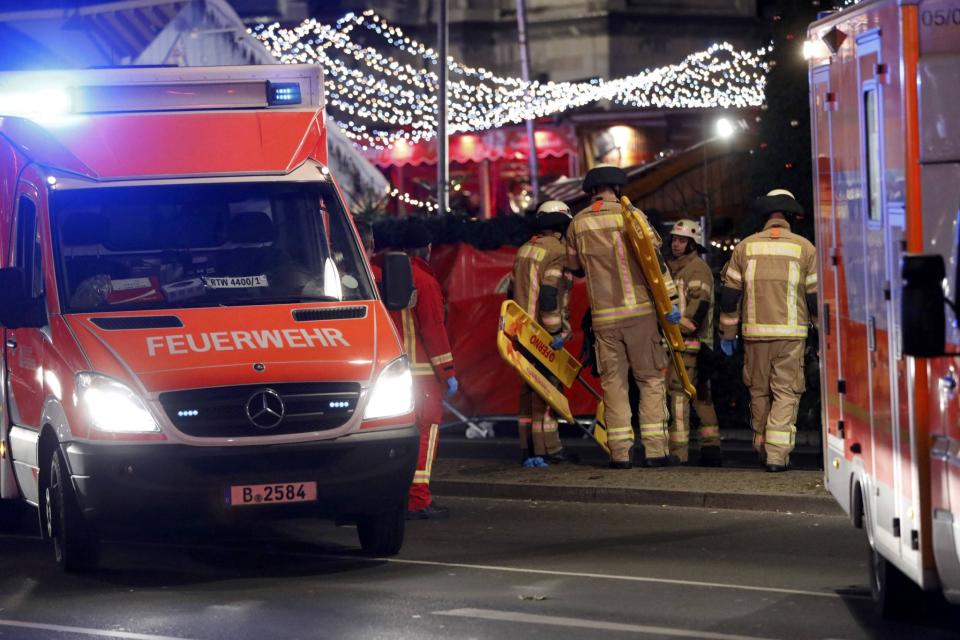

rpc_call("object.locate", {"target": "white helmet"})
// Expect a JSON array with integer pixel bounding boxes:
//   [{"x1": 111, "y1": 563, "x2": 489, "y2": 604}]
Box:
[
  {"x1": 670, "y1": 219, "x2": 703, "y2": 248},
  {"x1": 536, "y1": 200, "x2": 573, "y2": 232}
]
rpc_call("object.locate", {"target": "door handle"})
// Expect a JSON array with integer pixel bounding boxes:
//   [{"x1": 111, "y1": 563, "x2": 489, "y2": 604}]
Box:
[{"x1": 5, "y1": 337, "x2": 16, "y2": 349}]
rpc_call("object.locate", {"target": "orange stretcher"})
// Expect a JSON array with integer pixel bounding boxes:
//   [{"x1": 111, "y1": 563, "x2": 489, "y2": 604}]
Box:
[
  {"x1": 497, "y1": 300, "x2": 609, "y2": 454},
  {"x1": 620, "y1": 196, "x2": 696, "y2": 399}
]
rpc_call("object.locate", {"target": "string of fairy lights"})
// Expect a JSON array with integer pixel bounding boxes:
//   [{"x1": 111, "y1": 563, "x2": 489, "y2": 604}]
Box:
[
  {"x1": 250, "y1": 10, "x2": 771, "y2": 214},
  {"x1": 251, "y1": 10, "x2": 771, "y2": 152}
]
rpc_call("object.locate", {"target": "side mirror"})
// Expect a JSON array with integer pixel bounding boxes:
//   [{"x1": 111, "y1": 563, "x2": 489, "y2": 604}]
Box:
[
  {"x1": 0, "y1": 268, "x2": 47, "y2": 329},
  {"x1": 901, "y1": 255, "x2": 946, "y2": 357},
  {"x1": 381, "y1": 252, "x2": 415, "y2": 311}
]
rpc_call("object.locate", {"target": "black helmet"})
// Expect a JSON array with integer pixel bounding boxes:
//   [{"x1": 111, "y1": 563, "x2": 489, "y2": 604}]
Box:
[
  {"x1": 754, "y1": 188, "x2": 804, "y2": 219},
  {"x1": 582, "y1": 164, "x2": 627, "y2": 194},
  {"x1": 401, "y1": 221, "x2": 432, "y2": 249}
]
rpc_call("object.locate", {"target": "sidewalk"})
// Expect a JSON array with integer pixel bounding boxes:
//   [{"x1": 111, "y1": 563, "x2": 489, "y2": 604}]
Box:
[{"x1": 431, "y1": 458, "x2": 841, "y2": 516}]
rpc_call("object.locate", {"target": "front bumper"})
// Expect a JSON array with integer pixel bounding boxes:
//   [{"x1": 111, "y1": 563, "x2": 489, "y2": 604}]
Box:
[{"x1": 62, "y1": 425, "x2": 418, "y2": 527}]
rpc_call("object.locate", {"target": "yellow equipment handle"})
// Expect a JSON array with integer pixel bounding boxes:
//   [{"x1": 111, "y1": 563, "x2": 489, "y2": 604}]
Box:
[{"x1": 619, "y1": 196, "x2": 696, "y2": 399}]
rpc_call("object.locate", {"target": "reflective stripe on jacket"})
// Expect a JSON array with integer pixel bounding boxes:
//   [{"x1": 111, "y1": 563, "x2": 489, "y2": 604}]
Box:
[
  {"x1": 565, "y1": 194, "x2": 677, "y2": 330},
  {"x1": 510, "y1": 232, "x2": 571, "y2": 336},
  {"x1": 720, "y1": 218, "x2": 817, "y2": 341},
  {"x1": 388, "y1": 256, "x2": 457, "y2": 379},
  {"x1": 667, "y1": 252, "x2": 714, "y2": 351}
]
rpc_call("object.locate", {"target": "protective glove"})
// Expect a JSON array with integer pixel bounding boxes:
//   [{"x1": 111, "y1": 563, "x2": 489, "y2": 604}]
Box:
[
  {"x1": 446, "y1": 376, "x2": 459, "y2": 397},
  {"x1": 720, "y1": 339, "x2": 737, "y2": 357},
  {"x1": 665, "y1": 304, "x2": 682, "y2": 325},
  {"x1": 550, "y1": 334, "x2": 567, "y2": 351}
]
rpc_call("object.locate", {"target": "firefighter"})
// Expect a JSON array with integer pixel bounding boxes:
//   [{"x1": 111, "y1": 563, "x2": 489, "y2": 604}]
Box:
[
  {"x1": 718, "y1": 189, "x2": 817, "y2": 472},
  {"x1": 392, "y1": 222, "x2": 460, "y2": 517},
  {"x1": 565, "y1": 165, "x2": 681, "y2": 469},
  {"x1": 666, "y1": 219, "x2": 722, "y2": 466},
  {"x1": 510, "y1": 200, "x2": 577, "y2": 467}
]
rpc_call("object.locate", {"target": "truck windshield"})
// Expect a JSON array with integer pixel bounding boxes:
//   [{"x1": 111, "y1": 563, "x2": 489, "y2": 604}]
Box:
[{"x1": 51, "y1": 181, "x2": 374, "y2": 313}]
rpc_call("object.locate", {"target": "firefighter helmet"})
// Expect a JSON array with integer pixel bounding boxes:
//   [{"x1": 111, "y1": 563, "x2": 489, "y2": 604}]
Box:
[
  {"x1": 582, "y1": 164, "x2": 628, "y2": 194},
  {"x1": 754, "y1": 188, "x2": 804, "y2": 219},
  {"x1": 670, "y1": 219, "x2": 703, "y2": 248},
  {"x1": 535, "y1": 200, "x2": 573, "y2": 233}
]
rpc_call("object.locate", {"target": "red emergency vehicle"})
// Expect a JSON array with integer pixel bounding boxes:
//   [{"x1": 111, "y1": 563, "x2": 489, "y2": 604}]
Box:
[
  {"x1": 0, "y1": 65, "x2": 419, "y2": 571},
  {"x1": 808, "y1": 0, "x2": 960, "y2": 613}
]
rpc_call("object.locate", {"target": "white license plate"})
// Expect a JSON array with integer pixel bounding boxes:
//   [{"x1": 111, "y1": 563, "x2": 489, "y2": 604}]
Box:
[{"x1": 228, "y1": 481, "x2": 317, "y2": 507}]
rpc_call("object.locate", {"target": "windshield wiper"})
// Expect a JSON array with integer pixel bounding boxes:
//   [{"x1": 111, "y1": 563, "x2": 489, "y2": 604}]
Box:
[{"x1": 219, "y1": 295, "x2": 342, "y2": 306}]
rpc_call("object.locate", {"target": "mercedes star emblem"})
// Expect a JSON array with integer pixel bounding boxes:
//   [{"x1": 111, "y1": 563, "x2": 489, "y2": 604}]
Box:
[{"x1": 245, "y1": 389, "x2": 285, "y2": 429}]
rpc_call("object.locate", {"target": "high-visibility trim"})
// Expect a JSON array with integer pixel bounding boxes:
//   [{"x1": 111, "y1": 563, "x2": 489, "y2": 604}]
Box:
[
  {"x1": 518, "y1": 417, "x2": 533, "y2": 425},
  {"x1": 402, "y1": 308, "x2": 417, "y2": 362},
  {"x1": 805, "y1": 273, "x2": 818, "y2": 286},
  {"x1": 639, "y1": 423, "x2": 665, "y2": 435},
  {"x1": 544, "y1": 267, "x2": 563, "y2": 279},
  {"x1": 680, "y1": 318, "x2": 697, "y2": 332},
  {"x1": 543, "y1": 421, "x2": 558, "y2": 433},
  {"x1": 745, "y1": 259, "x2": 757, "y2": 326},
  {"x1": 787, "y1": 261, "x2": 799, "y2": 328},
  {"x1": 593, "y1": 301, "x2": 655, "y2": 324},
  {"x1": 742, "y1": 323, "x2": 808, "y2": 338},
  {"x1": 725, "y1": 268, "x2": 742, "y2": 284},
  {"x1": 578, "y1": 213, "x2": 622, "y2": 232},
  {"x1": 669, "y1": 433, "x2": 689, "y2": 443},
  {"x1": 430, "y1": 353, "x2": 454, "y2": 366},
  {"x1": 607, "y1": 426, "x2": 633, "y2": 443},
  {"x1": 765, "y1": 429, "x2": 794, "y2": 446},
  {"x1": 412, "y1": 471, "x2": 430, "y2": 483},
  {"x1": 687, "y1": 279, "x2": 707, "y2": 290},
  {"x1": 423, "y1": 423, "x2": 439, "y2": 476},
  {"x1": 527, "y1": 263, "x2": 540, "y2": 317},
  {"x1": 684, "y1": 339, "x2": 701, "y2": 351},
  {"x1": 518, "y1": 244, "x2": 546, "y2": 261},
  {"x1": 412, "y1": 364, "x2": 437, "y2": 376},
  {"x1": 613, "y1": 233, "x2": 637, "y2": 307},
  {"x1": 531, "y1": 421, "x2": 544, "y2": 433},
  {"x1": 699, "y1": 425, "x2": 720, "y2": 438},
  {"x1": 746, "y1": 241, "x2": 802, "y2": 259},
  {"x1": 719, "y1": 315, "x2": 739, "y2": 326}
]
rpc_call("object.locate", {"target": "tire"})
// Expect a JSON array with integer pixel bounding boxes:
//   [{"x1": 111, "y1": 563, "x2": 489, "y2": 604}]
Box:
[
  {"x1": 45, "y1": 449, "x2": 100, "y2": 573},
  {"x1": 356, "y1": 503, "x2": 405, "y2": 556},
  {"x1": 868, "y1": 538, "x2": 922, "y2": 619}
]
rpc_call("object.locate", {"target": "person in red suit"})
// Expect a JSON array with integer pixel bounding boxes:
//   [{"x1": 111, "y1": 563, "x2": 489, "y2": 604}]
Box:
[{"x1": 386, "y1": 222, "x2": 459, "y2": 519}]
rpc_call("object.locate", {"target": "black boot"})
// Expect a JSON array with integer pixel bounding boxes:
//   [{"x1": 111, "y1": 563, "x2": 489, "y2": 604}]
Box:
[
  {"x1": 645, "y1": 455, "x2": 678, "y2": 468},
  {"x1": 406, "y1": 502, "x2": 451, "y2": 520},
  {"x1": 765, "y1": 463, "x2": 789, "y2": 473},
  {"x1": 609, "y1": 460, "x2": 632, "y2": 470},
  {"x1": 544, "y1": 450, "x2": 580, "y2": 464},
  {"x1": 698, "y1": 446, "x2": 723, "y2": 468}
]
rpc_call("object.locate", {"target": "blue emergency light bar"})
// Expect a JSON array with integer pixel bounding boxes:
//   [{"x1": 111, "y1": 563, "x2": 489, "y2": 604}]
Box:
[{"x1": 267, "y1": 82, "x2": 302, "y2": 106}]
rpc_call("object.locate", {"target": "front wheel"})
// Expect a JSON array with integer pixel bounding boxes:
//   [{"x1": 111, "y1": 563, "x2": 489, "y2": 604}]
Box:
[
  {"x1": 46, "y1": 448, "x2": 100, "y2": 573},
  {"x1": 356, "y1": 503, "x2": 405, "y2": 556},
  {"x1": 869, "y1": 538, "x2": 922, "y2": 619}
]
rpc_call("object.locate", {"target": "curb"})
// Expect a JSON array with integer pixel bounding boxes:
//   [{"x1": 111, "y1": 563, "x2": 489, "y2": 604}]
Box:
[{"x1": 432, "y1": 479, "x2": 843, "y2": 516}]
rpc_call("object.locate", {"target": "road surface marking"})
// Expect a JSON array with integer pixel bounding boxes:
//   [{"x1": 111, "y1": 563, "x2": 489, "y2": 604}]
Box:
[
  {"x1": 1, "y1": 534, "x2": 868, "y2": 602},
  {"x1": 0, "y1": 619, "x2": 196, "y2": 640},
  {"x1": 120, "y1": 539, "x2": 866, "y2": 600},
  {"x1": 434, "y1": 608, "x2": 780, "y2": 640}
]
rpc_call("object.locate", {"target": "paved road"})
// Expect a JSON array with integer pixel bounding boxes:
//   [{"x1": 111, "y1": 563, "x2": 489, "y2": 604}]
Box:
[{"x1": 0, "y1": 498, "x2": 956, "y2": 639}]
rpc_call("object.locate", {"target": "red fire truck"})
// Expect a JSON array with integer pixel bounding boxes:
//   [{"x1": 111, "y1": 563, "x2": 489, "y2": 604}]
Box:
[
  {"x1": 0, "y1": 65, "x2": 418, "y2": 572},
  {"x1": 808, "y1": 0, "x2": 960, "y2": 614}
]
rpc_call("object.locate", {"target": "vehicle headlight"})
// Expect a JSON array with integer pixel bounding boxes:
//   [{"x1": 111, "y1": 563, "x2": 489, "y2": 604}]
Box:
[
  {"x1": 76, "y1": 373, "x2": 159, "y2": 433},
  {"x1": 363, "y1": 356, "x2": 414, "y2": 420}
]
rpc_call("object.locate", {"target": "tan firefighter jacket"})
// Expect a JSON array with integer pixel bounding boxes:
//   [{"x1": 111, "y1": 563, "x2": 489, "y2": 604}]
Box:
[
  {"x1": 565, "y1": 193, "x2": 677, "y2": 331},
  {"x1": 719, "y1": 218, "x2": 817, "y2": 341},
  {"x1": 667, "y1": 252, "x2": 714, "y2": 351},
  {"x1": 510, "y1": 231, "x2": 572, "y2": 337}
]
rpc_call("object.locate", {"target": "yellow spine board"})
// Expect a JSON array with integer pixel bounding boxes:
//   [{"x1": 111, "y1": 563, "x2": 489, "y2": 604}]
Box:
[
  {"x1": 498, "y1": 301, "x2": 610, "y2": 454},
  {"x1": 619, "y1": 196, "x2": 697, "y2": 399},
  {"x1": 501, "y1": 300, "x2": 582, "y2": 388}
]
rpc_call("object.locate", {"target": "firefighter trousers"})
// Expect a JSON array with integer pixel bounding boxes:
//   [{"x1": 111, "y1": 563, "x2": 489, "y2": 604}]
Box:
[
  {"x1": 667, "y1": 352, "x2": 720, "y2": 462},
  {"x1": 408, "y1": 377, "x2": 444, "y2": 512},
  {"x1": 595, "y1": 316, "x2": 669, "y2": 463},
  {"x1": 518, "y1": 382, "x2": 562, "y2": 457},
  {"x1": 742, "y1": 339, "x2": 805, "y2": 466}
]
